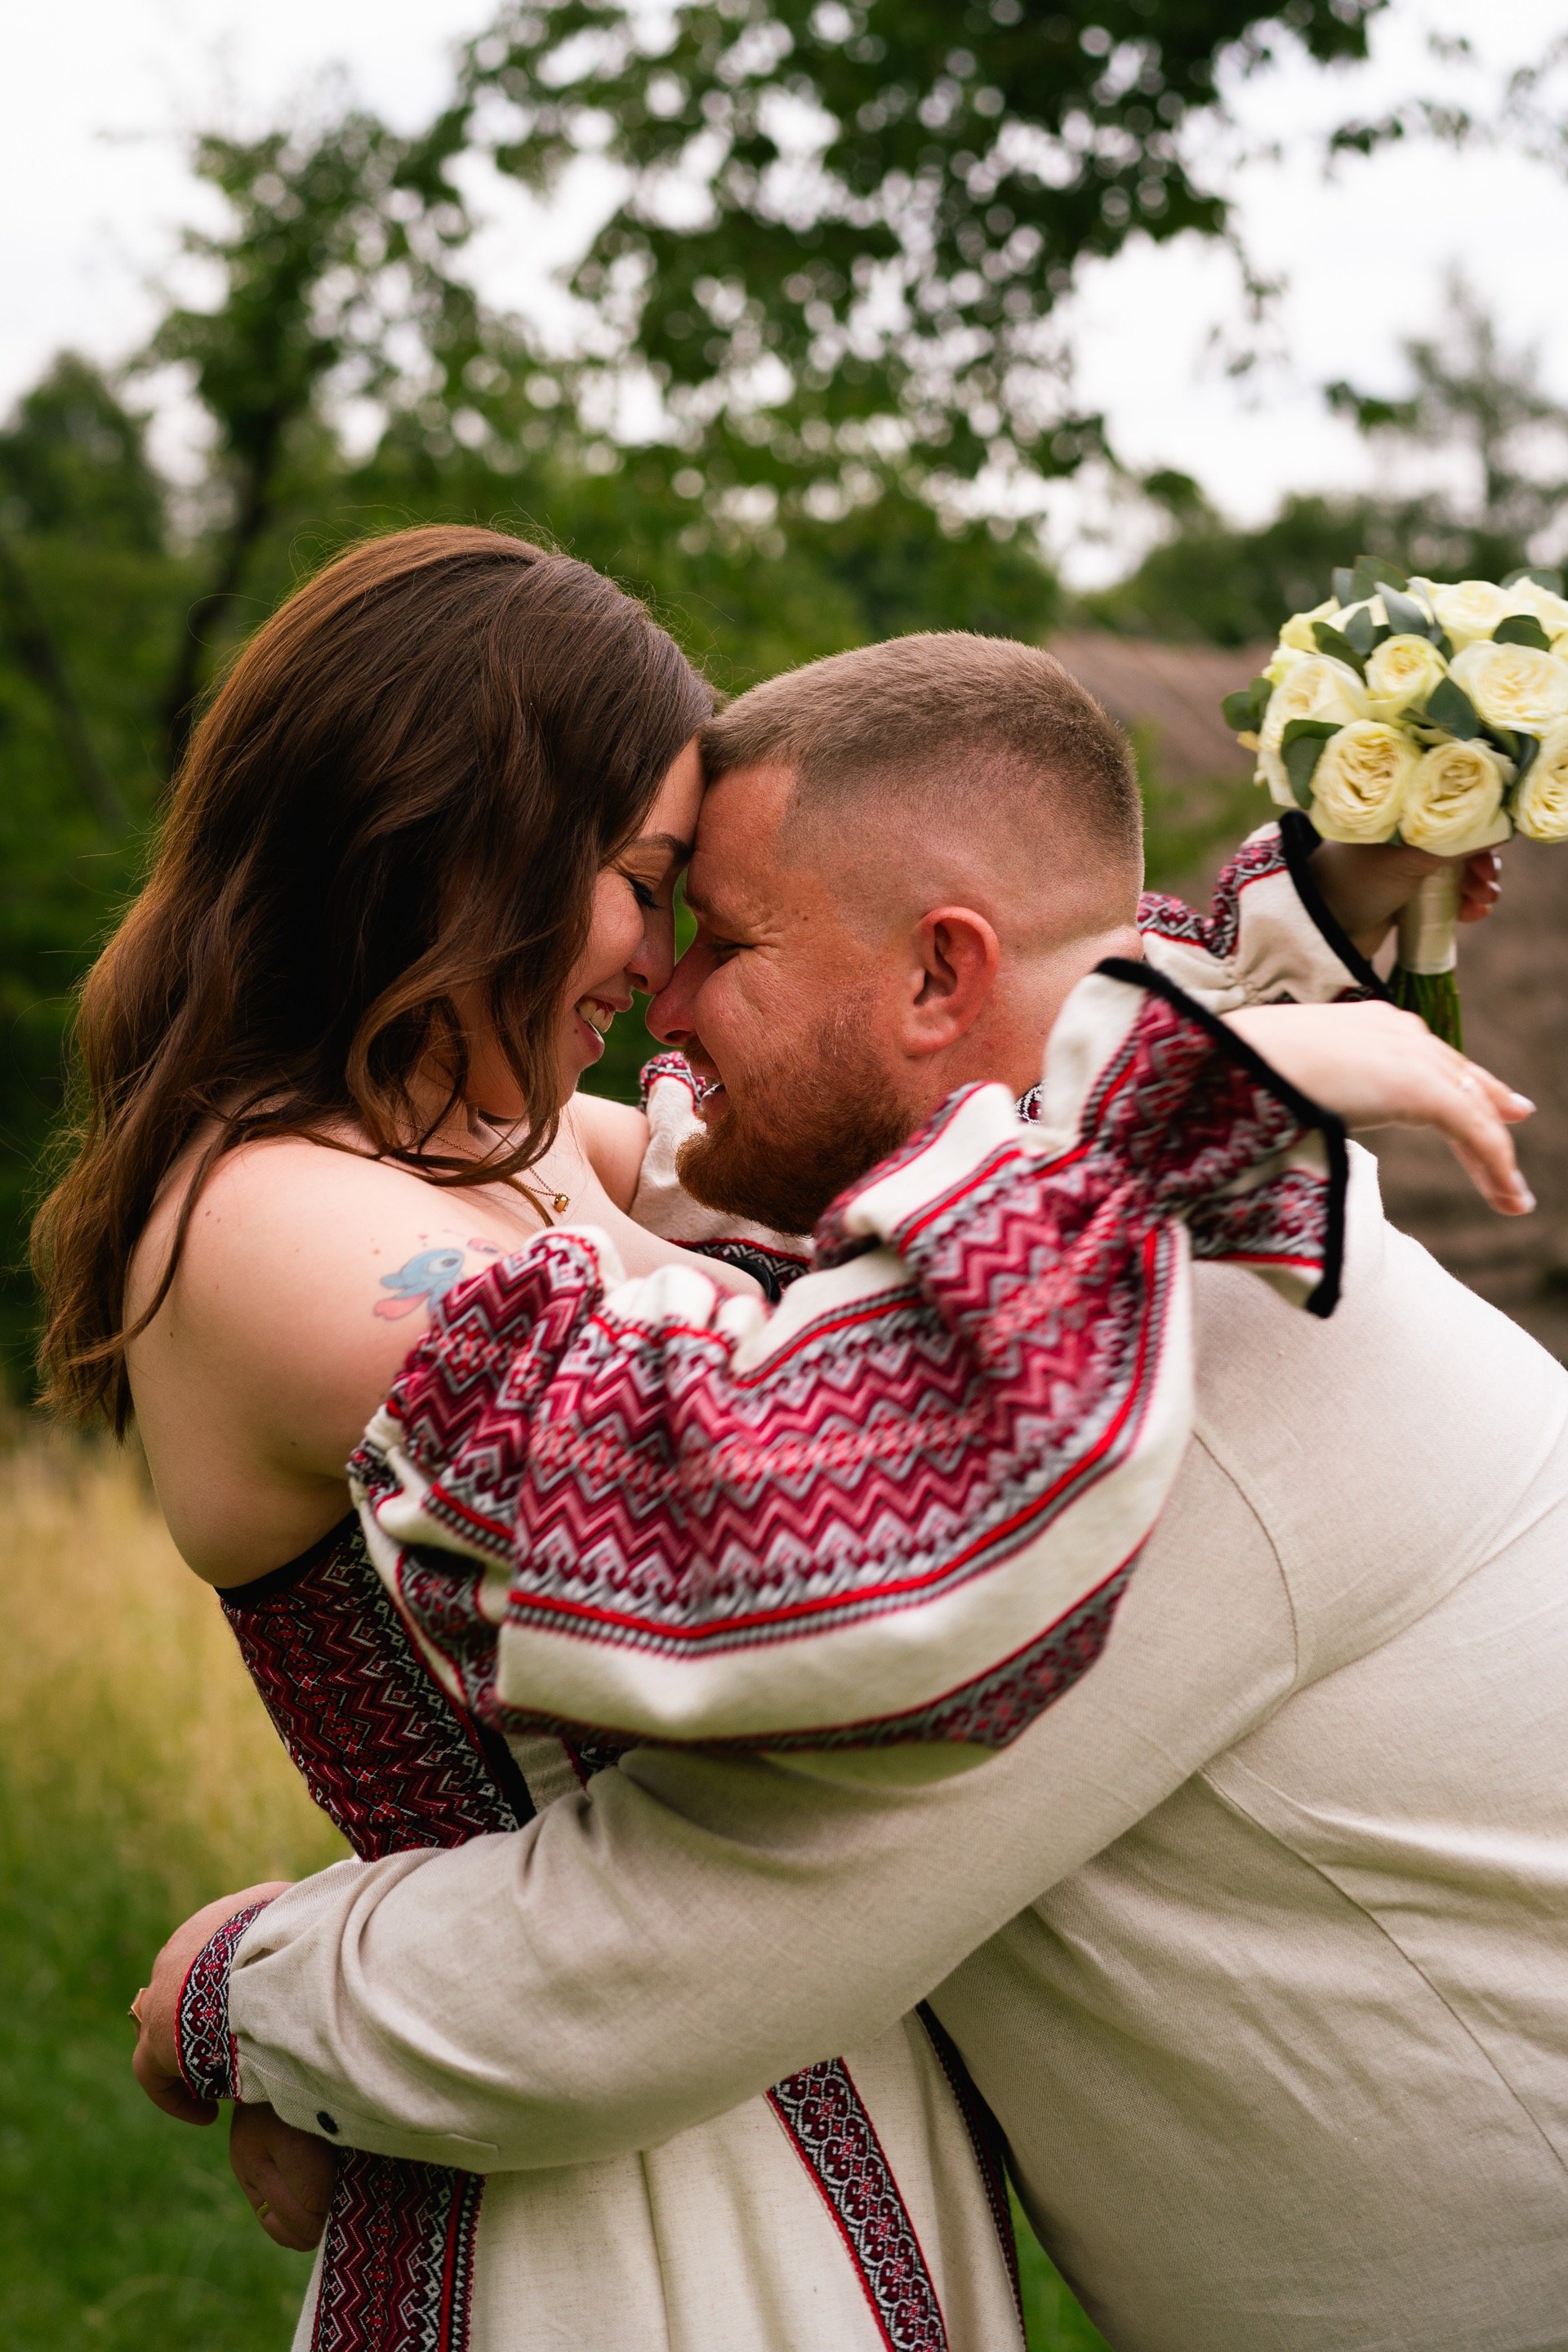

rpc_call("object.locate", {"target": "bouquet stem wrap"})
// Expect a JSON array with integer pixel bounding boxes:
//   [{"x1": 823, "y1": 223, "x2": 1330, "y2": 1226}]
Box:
[{"x1": 1392, "y1": 863, "x2": 1463, "y2": 1048}]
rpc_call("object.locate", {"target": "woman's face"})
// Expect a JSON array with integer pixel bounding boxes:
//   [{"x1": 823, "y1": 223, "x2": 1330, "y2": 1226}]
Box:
[{"x1": 464, "y1": 738, "x2": 706, "y2": 1120}]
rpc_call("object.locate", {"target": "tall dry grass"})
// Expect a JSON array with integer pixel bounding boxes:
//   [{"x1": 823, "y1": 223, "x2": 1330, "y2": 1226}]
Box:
[{"x1": 0, "y1": 1429, "x2": 344, "y2": 1909}]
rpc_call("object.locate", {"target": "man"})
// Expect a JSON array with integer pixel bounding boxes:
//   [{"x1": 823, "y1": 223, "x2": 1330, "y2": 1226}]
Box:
[{"x1": 141, "y1": 638, "x2": 1560, "y2": 2352}]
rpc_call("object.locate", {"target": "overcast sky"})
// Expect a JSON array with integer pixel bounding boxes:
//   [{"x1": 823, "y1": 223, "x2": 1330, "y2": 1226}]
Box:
[{"x1": 7, "y1": 0, "x2": 1568, "y2": 581}]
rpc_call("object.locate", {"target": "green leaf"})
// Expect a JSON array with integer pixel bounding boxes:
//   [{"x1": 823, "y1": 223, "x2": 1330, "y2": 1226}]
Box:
[
  {"x1": 1332, "y1": 567, "x2": 1355, "y2": 606},
  {"x1": 1492, "y1": 612, "x2": 1552, "y2": 650},
  {"x1": 1311, "y1": 621, "x2": 1365, "y2": 672},
  {"x1": 1341, "y1": 605, "x2": 1377, "y2": 657},
  {"x1": 1382, "y1": 586, "x2": 1435, "y2": 639},
  {"x1": 1503, "y1": 566, "x2": 1564, "y2": 593},
  {"x1": 1424, "y1": 677, "x2": 1480, "y2": 738},
  {"x1": 1512, "y1": 731, "x2": 1541, "y2": 790},
  {"x1": 1222, "y1": 674, "x2": 1272, "y2": 733},
  {"x1": 1282, "y1": 727, "x2": 1332, "y2": 806},
  {"x1": 1374, "y1": 557, "x2": 1410, "y2": 591},
  {"x1": 1349, "y1": 555, "x2": 1383, "y2": 604},
  {"x1": 1280, "y1": 718, "x2": 1341, "y2": 743}
]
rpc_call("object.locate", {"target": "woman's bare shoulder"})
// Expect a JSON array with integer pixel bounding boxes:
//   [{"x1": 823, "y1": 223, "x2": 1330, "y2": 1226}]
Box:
[{"x1": 127, "y1": 1134, "x2": 545, "y2": 1497}]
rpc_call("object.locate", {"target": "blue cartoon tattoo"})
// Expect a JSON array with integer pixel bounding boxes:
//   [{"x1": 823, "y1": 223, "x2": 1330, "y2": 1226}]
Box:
[{"x1": 372, "y1": 1238, "x2": 497, "y2": 1322}]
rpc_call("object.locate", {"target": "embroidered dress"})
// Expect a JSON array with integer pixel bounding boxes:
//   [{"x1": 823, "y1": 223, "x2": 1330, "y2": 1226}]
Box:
[{"x1": 203, "y1": 1525, "x2": 1022, "y2": 2352}]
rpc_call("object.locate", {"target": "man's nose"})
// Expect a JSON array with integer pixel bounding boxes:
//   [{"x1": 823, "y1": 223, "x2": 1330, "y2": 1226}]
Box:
[{"x1": 648, "y1": 946, "x2": 700, "y2": 1046}]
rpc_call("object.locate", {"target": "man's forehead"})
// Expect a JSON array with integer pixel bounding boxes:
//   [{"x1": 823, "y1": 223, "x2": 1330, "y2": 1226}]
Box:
[{"x1": 685, "y1": 764, "x2": 795, "y2": 916}]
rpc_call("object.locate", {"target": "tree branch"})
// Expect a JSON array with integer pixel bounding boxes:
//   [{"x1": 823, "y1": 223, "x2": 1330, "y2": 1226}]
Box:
[{"x1": 0, "y1": 526, "x2": 129, "y2": 835}]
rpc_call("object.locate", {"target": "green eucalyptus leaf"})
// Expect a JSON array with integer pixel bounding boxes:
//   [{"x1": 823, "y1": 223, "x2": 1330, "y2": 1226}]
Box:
[
  {"x1": 1249, "y1": 674, "x2": 1272, "y2": 728},
  {"x1": 1382, "y1": 586, "x2": 1433, "y2": 639},
  {"x1": 1512, "y1": 731, "x2": 1541, "y2": 790},
  {"x1": 1332, "y1": 566, "x2": 1354, "y2": 606},
  {"x1": 1222, "y1": 688, "x2": 1256, "y2": 732},
  {"x1": 1312, "y1": 621, "x2": 1367, "y2": 675},
  {"x1": 1503, "y1": 566, "x2": 1564, "y2": 593},
  {"x1": 1424, "y1": 676, "x2": 1480, "y2": 738},
  {"x1": 1373, "y1": 558, "x2": 1410, "y2": 591},
  {"x1": 1492, "y1": 612, "x2": 1552, "y2": 650},
  {"x1": 1280, "y1": 718, "x2": 1340, "y2": 744},
  {"x1": 1349, "y1": 555, "x2": 1383, "y2": 603},
  {"x1": 1435, "y1": 628, "x2": 1454, "y2": 658},
  {"x1": 1283, "y1": 730, "x2": 1330, "y2": 806},
  {"x1": 1342, "y1": 606, "x2": 1377, "y2": 657}
]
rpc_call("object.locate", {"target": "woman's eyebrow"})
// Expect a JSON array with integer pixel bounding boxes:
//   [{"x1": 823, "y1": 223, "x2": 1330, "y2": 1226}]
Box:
[{"x1": 626, "y1": 831, "x2": 693, "y2": 862}]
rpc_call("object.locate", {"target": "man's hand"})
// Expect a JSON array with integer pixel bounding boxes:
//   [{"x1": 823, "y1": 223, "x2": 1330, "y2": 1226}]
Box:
[
  {"x1": 230, "y1": 2100, "x2": 337, "y2": 2251},
  {"x1": 130, "y1": 1882, "x2": 292, "y2": 2125},
  {"x1": 1310, "y1": 841, "x2": 1502, "y2": 960},
  {"x1": 1224, "y1": 1000, "x2": 1535, "y2": 1218}
]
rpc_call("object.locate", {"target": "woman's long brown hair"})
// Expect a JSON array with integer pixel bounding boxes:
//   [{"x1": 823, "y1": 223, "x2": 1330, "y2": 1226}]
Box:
[{"x1": 33, "y1": 524, "x2": 713, "y2": 1430}]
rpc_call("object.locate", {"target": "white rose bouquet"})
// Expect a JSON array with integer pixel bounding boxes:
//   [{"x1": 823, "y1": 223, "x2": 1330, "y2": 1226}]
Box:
[{"x1": 1224, "y1": 553, "x2": 1568, "y2": 1044}]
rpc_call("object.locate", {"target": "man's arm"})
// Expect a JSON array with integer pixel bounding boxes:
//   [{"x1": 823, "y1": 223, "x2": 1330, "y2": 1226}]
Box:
[{"x1": 221, "y1": 1437, "x2": 1295, "y2": 2171}]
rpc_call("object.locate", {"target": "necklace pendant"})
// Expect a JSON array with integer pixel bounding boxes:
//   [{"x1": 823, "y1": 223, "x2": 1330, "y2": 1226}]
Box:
[{"x1": 550, "y1": 1192, "x2": 570, "y2": 1214}]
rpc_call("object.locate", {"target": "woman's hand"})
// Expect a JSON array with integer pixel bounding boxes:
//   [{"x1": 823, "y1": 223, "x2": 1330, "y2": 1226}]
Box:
[
  {"x1": 130, "y1": 1882, "x2": 292, "y2": 2124},
  {"x1": 1223, "y1": 1000, "x2": 1535, "y2": 1218},
  {"x1": 230, "y1": 2100, "x2": 337, "y2": 2251},
  {"x1": 1310, "y1": 841, "x2": 1502, "y2": 960}
]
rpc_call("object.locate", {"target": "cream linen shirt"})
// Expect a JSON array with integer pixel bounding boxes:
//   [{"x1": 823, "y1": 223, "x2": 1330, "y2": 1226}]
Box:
[{"x1": 230, "y1": 1147, "x2": 1568, "y2": 2352}]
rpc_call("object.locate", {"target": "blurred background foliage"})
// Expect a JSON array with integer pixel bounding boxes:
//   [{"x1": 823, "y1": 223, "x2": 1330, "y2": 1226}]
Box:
[{"x1": 6, "y1": 6, "x2": 1568, "y2": 2347}]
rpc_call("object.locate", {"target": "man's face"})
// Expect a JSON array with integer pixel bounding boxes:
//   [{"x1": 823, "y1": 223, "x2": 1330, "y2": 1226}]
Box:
[{"x1": 646, "y1": 767, "x2": 911, "y2": 1236}]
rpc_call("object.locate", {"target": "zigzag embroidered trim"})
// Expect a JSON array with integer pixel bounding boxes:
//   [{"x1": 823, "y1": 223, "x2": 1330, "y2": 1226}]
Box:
[
  {"x1": 310, "y1": 2155, "x2": 483, "y2": 2352},
  {"x1": 767, "y1": 2059, "x2": 951, "y2": 2352},
  {"x1": 688, "y1": 1235, "x2": 811, "y2": 1301},
  {"x1": 220, "y1": 1526, "x2": 519, "y2": 2352},
  {"x1": 175, "y1": 1900, "x2": 271, "y2": 2103},
  {"x1": 1135, "y1": 825, "x2": 1288, "y2": 957}
]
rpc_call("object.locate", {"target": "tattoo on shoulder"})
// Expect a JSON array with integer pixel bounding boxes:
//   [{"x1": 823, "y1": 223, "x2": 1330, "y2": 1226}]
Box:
[{"x1": 372, "y1": 1234, "x2": 501, "y2": 1322}]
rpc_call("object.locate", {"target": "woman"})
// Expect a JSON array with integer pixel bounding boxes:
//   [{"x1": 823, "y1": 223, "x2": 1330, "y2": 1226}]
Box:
[
  {"x1": 35, "y1": 525, "x2": 1031, "y2": 2351},
  {"x1": 39, "y1": 525, "x2": 1531, "y2": 2352}
]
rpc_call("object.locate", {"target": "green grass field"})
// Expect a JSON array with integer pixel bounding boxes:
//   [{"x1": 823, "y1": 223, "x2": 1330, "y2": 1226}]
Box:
[{"x1": 0, "y1": 1435, "x2": 1108, "y2": 2350}]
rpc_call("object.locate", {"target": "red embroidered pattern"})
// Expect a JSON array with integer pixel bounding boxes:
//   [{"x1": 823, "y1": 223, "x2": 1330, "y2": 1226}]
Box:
[
  {"x1": 176, "y1": 1900, "x2": 270, "y2": 2102},
  {"x1": 363, "y1": 985, "x2": 1333, "y2": 1753},
  {"x1": 220, "y1": 1527, "x2": 523, "y2": 2352},
  {"x1": 311, "y1": 2156, "x2": 482, "y2": 2352},
  {"x1": 1136, "y1": 826, "x2": 1289, "y2": 958},
  {"x1": 768, "y1": 2059, "x2": 950, "y2": 2352}
]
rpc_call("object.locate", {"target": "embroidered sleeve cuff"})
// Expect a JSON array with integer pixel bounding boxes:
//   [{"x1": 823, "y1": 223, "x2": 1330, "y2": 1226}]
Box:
[
  {"x1": 175, "y1": 1900, "x2": 274, "y2": 2104},
  {"x1": 1138, "y1": 814, "x2": 1386, "y2": 1013}
]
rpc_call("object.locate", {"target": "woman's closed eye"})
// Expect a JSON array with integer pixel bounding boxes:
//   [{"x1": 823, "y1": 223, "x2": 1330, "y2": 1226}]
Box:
[{"x1": 623, "y1": 874, "x2": 660, "y2": 911}]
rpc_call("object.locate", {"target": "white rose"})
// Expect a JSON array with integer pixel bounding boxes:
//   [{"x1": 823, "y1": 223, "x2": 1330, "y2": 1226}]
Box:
[
  {"x1": 1278, "y1": 597, "x2": 1339, "y2": 653},
  {"x1": 1503, "y1": 578, "x2": 1568, "y2": 638},
  {"x1": 1256, "y1": 653, "x2": 1370, "y2": 806},
  {"x1": 1449, "y1": 639, "x2": 1568, "y2": 732},
  {"x1": 1364, "y1": 632, "x2": 1448, "y2": 719},
  {"x1": 1307, "y1": 720, "x2": 1420, "y2": 844},
  {"x1": 1514, "y1": 719, "x2": 1568, "y2": 842},
  {"x1": 1428, "y1": 579, "x2": 1512, "y2": 648},
  {"x1": 1401, "y1": 738, "x2": 1510, "y2": 855},
  {"x1": 1264, "y1": 643, "x2": 1308, "y2": 685}
]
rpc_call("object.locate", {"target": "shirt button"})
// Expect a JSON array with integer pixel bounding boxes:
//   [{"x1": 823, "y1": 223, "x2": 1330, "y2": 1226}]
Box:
[{"x1": 316, "y1": 2110, "x2": 340, "y2": 2136}]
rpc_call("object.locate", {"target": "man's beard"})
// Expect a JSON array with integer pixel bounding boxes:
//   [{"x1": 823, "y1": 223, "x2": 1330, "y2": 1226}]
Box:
[{"x1": 677, "y1": 1004, "x2": 914, "y2": 1240}]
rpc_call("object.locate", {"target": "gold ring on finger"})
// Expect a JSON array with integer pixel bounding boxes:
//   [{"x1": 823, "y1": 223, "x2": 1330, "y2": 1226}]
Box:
[{"x1": 256, "y1": 2199, "x2": 271, "y2": 2222}]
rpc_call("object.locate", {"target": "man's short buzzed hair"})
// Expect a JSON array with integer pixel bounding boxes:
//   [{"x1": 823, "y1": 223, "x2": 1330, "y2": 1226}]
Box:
[{"x1": 701, "y1": 631, "x2": 1143, "y2": 875}]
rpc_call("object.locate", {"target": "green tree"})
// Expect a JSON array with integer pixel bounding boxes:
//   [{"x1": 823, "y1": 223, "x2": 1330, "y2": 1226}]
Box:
[
  {"x1": 1325, "y1": 273, "x2": 1568, "y2": 581},
  {"x1": 147, "y1": 103, "x2": 492, "y2": 768},
  {"x1": 463, "y1": 0, "x2": 1388, "y2": 510}
]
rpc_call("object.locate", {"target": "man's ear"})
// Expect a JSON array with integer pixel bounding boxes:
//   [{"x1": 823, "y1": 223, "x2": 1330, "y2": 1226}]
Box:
[{"x1": 904, "y1": 907, "x2": 1000, "y2": 1055}]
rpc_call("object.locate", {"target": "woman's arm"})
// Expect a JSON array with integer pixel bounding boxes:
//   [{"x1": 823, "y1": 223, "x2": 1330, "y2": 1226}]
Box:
[{"x1": 567, "y1": 1091, "x2": 650, "y2": 1211}]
